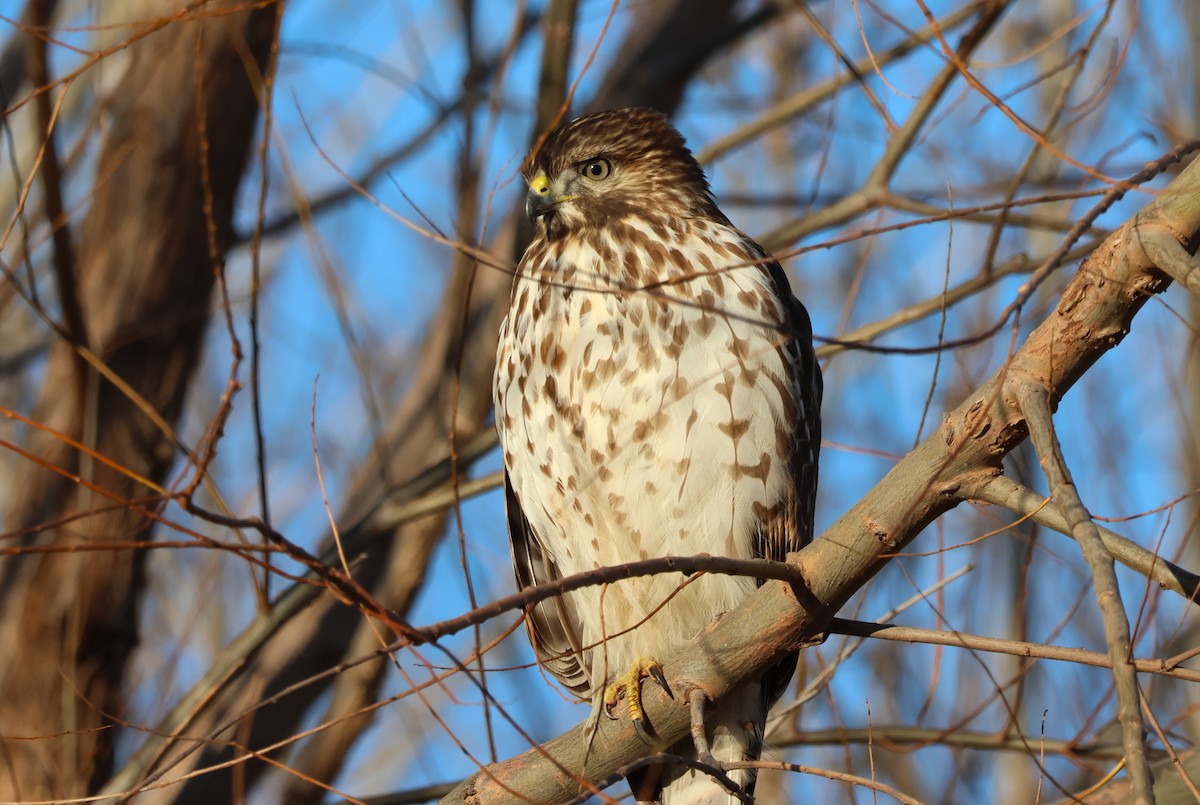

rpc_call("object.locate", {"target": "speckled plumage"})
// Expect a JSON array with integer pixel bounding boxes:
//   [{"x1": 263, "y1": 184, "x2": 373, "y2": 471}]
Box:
[{"x1": 494, "y1": 108, "x2": 821, "y2": 804}]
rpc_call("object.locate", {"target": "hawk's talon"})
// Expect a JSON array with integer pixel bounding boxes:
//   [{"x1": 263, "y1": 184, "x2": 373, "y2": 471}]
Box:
[
  {"x1": 631, "y1": 713, "x2": 653, "y2": 744},
  {"x1": 603, "y1": 657, "x2": 668, "y2": 740},
  {"x1": 648, "y1": 662, "x2": 672, "y2": 698}
]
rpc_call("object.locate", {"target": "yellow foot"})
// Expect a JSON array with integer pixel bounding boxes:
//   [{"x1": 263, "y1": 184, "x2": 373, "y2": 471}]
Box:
[{"x1": 603, "y1": 658, "x2": 672, "y2": 740}]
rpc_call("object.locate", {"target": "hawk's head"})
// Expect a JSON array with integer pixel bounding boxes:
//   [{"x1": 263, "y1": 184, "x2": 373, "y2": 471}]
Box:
[{"x1": 523, "y1": 108, "x2": 720, "y2": 237}]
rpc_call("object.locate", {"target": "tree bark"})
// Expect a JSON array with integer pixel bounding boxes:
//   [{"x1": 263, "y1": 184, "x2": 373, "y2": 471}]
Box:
[{"x1": 0, "y1": 2, "x2": 279, "y2": 798}]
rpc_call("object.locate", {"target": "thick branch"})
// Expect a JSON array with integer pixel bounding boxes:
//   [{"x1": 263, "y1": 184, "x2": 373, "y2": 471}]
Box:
[{"x1": 1133, "y1": 224, "x2": 1200, "y2": 294}]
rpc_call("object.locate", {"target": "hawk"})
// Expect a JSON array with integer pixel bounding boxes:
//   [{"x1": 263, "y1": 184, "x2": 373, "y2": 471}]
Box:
[{"x1": 494, "y1": 107, "x2": 821, "y2": 803}]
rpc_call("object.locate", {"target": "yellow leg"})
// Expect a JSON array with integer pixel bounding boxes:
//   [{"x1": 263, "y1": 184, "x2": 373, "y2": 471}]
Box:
[{"x1": 603, "y1": 658, "x2": 671, "y2": 737}]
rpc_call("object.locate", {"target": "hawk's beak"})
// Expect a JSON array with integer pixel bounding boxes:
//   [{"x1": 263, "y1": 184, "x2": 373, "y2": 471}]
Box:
[{"x1": 525, "y1": 171, "x2": 555, "y2": 222}]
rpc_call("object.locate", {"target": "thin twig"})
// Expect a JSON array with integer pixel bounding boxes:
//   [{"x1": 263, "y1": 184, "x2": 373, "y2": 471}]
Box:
[
  {"x1": 772, "y1": 564, "x2": 974, "y2": 722},
  {"x1": 723, "y1": 759, "x2": 925, "y2": 805},
  {"x1": 696, "y1": 0, "x2": 987, "y2": 163},
  {"x1": 772, "y1": 725, "x2": 1134, "y2": 760},
  {"x1": 1138, "y1": 685, "x2": 1200, "y2": 800},
  {"x1": 828, "y1": 618, "x2": 1200, "y2": 684},
  {"x1": 974, "y1": 476, "x2": 1200, "y2": 602}
]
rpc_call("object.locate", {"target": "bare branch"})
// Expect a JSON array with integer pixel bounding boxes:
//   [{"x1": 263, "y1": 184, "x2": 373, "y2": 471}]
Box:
[
  {"x1": 974, "y1": 476, "x2": 1200, "y2": 601},
  {"x1": 1015, "y1": 383, "x2": 1154, "y2": 802},
  {"x1": 829, "y1": 618, "x2": 1200, "y2": 684}
]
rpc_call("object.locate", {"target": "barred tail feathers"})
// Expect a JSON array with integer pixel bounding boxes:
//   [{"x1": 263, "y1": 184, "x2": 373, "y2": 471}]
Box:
[{"x1": 638, "y1": 683, "x2": 766, "y2": 805}]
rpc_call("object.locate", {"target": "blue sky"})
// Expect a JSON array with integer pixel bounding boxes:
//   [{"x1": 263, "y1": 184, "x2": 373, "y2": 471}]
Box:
[{"x1": 15, "y1": 0, "x2": 1192, "y2": 802}]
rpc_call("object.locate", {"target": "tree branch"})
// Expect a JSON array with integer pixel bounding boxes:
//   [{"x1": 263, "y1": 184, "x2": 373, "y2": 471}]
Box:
[
  {"x1": 974, "y1": 475, "x2": 1200, "y2": 601},
  {"x1": 828, "y1": 618, "x2": 1200, "y2": 683},
  {"x1": 1014, "y1": 384, "x2": 1153, "y2": 802}
]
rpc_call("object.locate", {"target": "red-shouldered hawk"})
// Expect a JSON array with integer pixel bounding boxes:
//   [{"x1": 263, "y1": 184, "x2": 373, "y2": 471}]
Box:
[{"x1": 494, "y1": 107, "x2": 821, "y2": 804}]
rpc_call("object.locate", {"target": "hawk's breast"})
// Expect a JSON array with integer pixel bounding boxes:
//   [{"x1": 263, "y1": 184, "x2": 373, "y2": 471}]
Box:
[{"x1": 496, "y1": 215, "x2": 799, "y2": 678}]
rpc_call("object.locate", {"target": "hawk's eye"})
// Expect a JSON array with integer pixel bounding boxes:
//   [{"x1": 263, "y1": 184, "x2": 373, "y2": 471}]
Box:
[{"x1": 580, "y1": 158, "x2": 612, "y2": 181}]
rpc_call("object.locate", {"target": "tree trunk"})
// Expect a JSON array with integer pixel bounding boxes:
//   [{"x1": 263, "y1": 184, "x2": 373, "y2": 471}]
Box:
[{"x1": 0, "y1": 2, "x2": 279, "y2": 798}]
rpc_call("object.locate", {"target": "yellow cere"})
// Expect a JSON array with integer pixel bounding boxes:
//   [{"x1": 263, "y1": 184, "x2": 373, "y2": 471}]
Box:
[{"x1": 529, "y1": 171, "x2": 550, "y2": 195}]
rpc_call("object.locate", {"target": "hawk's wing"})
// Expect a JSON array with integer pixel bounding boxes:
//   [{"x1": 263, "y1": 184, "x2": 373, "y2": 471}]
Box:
[
  {"x1": 504, "y1": 475, "x2": 592, "y2": 698},
  {"x1": 747, "y1": 242, "x2": 823, "y2": 563},
  {"x1": 745, "y1": 244, "x2": 823, "y2": 707}
]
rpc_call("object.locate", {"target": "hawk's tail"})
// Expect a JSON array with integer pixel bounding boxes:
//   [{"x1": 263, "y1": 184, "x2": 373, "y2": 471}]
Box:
[{"x1": 630, "y1": 682, "x2": 767, "y2": 805}]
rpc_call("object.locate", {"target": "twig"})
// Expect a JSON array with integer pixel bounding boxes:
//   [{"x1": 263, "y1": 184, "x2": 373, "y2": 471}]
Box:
[
  {"x1": 974, "y1": 476, "x2": 1200, "y2": 602},
  {"x1": 696, "y1": 0, "x2": 987, "y2": 163},
  {"x1": 761, "y1": 0, "x2": 1013, "y2": 252},
  {"x1": 771, "y1": 725, "x2": 1134, "y2": 760},
  {"x1": 772, "y1": 564, "x2": 974, "y2": 722},
  {"x1": 810, "y1": 241, "x2": 1097, "y2": 358},
  {"x1": 413, "y1": 555, "x2": 809, "y2": 645},
  {"x1": 828, "y1": 618, "x2": 1200, "y2": 684},
  {"x1": 1138, "y1": 685, "x2": 1200, "y2": 800},
  {"x1": 723, "y1": 759, "x2": 925, "y2": 805}
]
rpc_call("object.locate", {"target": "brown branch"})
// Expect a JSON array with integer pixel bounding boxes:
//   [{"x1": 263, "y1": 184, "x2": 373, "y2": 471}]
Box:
[
  {"x1": 772, "y1": 726, "x2": 1134, "y2": 760},
  {"x1": 1015, "y1": 384, "x2": 1154, "y2": 802},
  {"x1": 0, "y1": 3, "x2": 281, "y2": 799},
  {"x1": 695, "y1": 0, "x2": 988, "y2": 163},
  {"x1": 411, "y1": 555, "x2": 809, "y2": 645},
  {"x1": 533, "y1": 0, "x2": 578, "y2": 139},
  {"x1": 587, "y1": 0, "x2": 775, "y2": 113},
  {"x1": 828, "y1": 618, "x2": 1200, "y2": 684},
  {"x1": 974, "y1": 476, "x2": 1200, "y2": 601},
  {"x1": 760, "y1": 0, "x2": 1011, "y2": 252},
  {"x1": 25, "y1": 0, "x2": 87, "y2": 365}
]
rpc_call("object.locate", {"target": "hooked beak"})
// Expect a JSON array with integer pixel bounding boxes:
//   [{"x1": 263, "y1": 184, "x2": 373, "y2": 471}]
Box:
[{"x1": 525, "y1": 171, "x2": 557, "y2": 222}]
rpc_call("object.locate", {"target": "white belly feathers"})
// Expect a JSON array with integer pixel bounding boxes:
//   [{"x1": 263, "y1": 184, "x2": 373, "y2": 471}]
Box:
[{"x1": 496, "y1": 217, "x2": 792, "y2": 690}]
